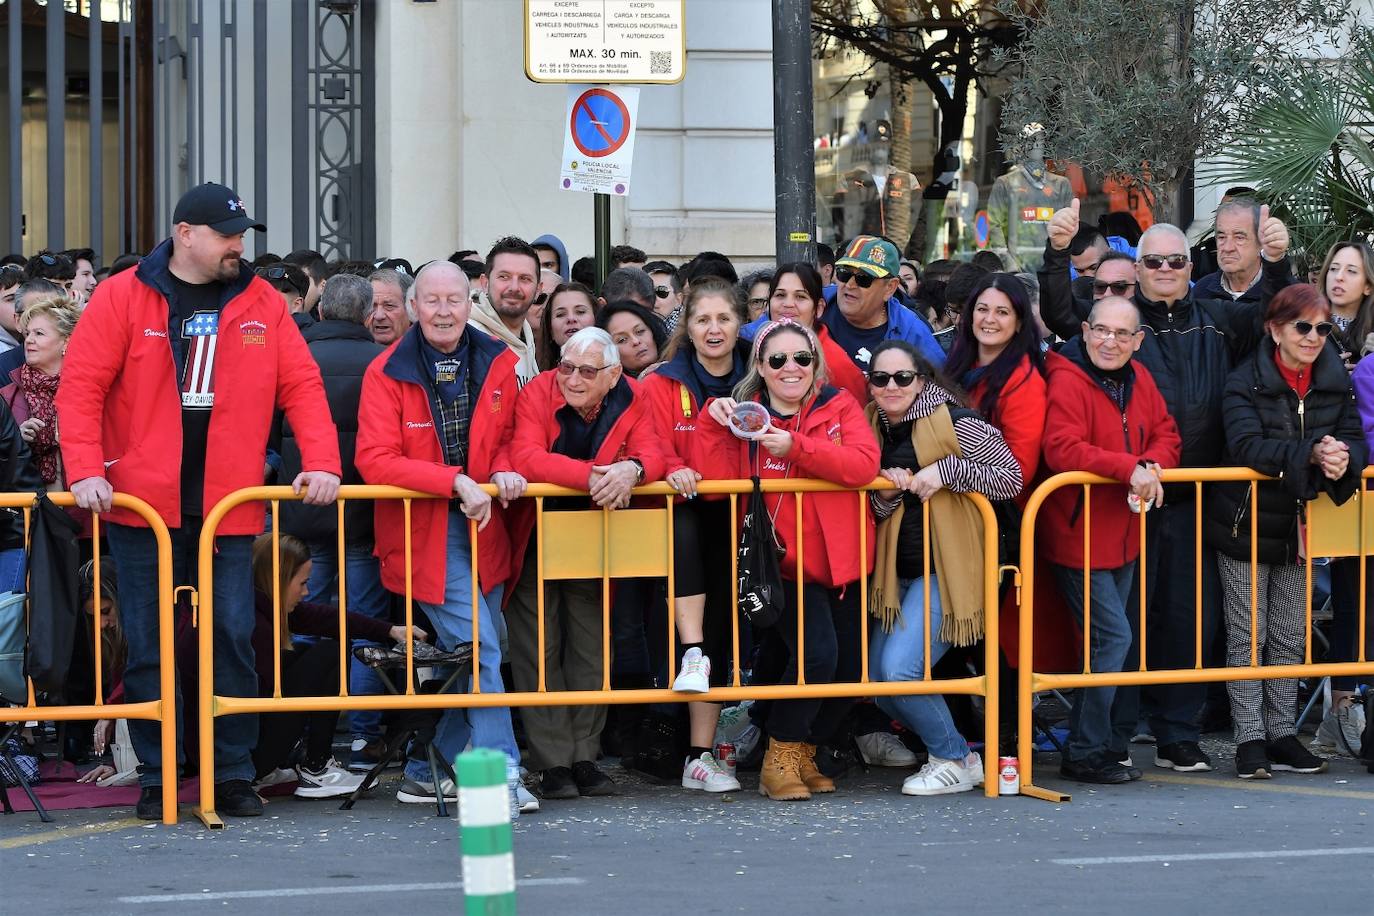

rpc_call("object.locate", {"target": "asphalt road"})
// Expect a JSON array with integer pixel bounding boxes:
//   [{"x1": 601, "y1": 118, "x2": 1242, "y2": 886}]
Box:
[{"x1": 4, "y1": 743, "x2": 1371, "y2": 915}]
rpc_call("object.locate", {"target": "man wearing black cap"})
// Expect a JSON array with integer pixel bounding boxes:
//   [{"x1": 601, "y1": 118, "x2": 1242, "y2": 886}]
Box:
[{"x1": 57, "y1": 182, "x2": 343, "y2": 821}]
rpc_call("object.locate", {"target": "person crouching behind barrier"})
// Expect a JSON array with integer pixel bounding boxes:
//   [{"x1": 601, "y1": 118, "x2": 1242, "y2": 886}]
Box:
[
  {"x1": 355, "y1": 260, "x2": 535, "y2": 815},
  {"x1": 701, "y1": 318, "x2": 880, "y2": 801},
  {"x1": 1040, "y1": 296, "x2": 1180, "y2": 785},
  {"x1": 866, "y1": 340, "x2": 1021, "y2": 796},
  {"x1": 506, "y1": 326, "x2": 666, "y2": 800},
  {"x1": 247, "y1": 533, "x2": 415, "y2": 799},
  {"x1": 1205, "y1": 283, "x2": 1365, "y2": 779}
]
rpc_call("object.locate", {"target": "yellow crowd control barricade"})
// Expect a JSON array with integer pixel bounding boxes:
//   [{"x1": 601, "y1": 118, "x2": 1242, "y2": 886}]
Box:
[
  {"x1": 1015, "y1": 467, "x2": 1374, "y2": 802},
  {"x1": 0, "y1": 493, "x2": 178, "y2": 824},
  {"x1": 194, "y1": 481, "x2": 1003, "y2": 827}
]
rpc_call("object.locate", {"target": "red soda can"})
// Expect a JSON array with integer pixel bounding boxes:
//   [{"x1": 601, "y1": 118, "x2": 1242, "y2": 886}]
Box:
[
  {"x1": 998, "y1": 756, "x2": 1020, "y2": 795},
  {"x1": 714, "y1": 742, "x2": 737, "y2": 778}
]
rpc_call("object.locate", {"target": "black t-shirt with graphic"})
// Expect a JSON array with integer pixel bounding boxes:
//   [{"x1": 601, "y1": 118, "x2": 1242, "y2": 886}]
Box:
[{"x1": 168, "y1": 273, "x2": 226, "y2": 517}]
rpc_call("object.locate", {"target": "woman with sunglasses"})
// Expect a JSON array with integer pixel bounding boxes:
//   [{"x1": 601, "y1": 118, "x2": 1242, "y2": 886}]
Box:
[
  {"x1": 865, "y1": 340, "x2": 1020, "y2": 795},
  {"x1": 641, "y1": 276, "x2": 751, "y2": 792},
  {"x1": 944, "y1": 273, "x2": 1047, "y2": 497},
  {"x1": 597, "y1": 300, "x2": 668, "y2": 379},
  {"x1": 1205, "y1": 284, "x2": 1365, "y2": 779},
  {"x1": 703, "y1": 319, "x2": 880, "y2": 800},
  {"x1": 536, "y1": 282, "x2": 597, "y2": 370}
]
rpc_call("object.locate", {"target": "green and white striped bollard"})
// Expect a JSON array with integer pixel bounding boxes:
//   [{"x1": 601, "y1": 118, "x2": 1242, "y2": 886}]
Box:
[{"x1": 456, "y1": 748, "x2": 515, "y2": 915}]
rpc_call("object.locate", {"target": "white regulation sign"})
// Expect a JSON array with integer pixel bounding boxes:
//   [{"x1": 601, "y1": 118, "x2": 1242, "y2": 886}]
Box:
[{"x1": 525, "y1": 0, "x2": 686, "y2": 84}]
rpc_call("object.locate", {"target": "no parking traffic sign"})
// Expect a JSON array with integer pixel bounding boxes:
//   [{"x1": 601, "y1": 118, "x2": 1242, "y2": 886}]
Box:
[{"x1": 560, "y1": 85, "x2": 640, "y2": 195}]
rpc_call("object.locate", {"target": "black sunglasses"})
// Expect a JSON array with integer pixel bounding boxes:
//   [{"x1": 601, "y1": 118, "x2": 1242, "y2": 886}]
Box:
[
  {"x1": 834, "y1": 267, "x2": 880, "y2": 289},
  {"x1": 654, "y1": 285, "x2": 672, "y2": 299},
  {"x1": 557, "y1": 360, "x2": 615, "y2": 380},
  {"x1": 532, "y1": 291, "x2": 549, "y2": 306},
  {"x1": 868, "y1": 369, "x2": 920, "y2": 388},
  {"x1": 257, "y1": 265, "x2": 307, "y2": 296},
  {"x1": 765, "y1": 350, "x2": 815, "y2": 370},
  {"x1": 1138, "y1": 254, "x2": 1189, "y2": 271},
  {"x1": 1092, "y1": 280, "x2": 1135, "y2": 296},
  {"x1": 1292, "y1": 320, "x2": 1334, "y2": 338}
]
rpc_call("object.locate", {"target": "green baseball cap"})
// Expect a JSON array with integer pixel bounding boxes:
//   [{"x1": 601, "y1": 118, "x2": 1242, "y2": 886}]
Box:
[{"x1": 835, "y1": 235, "x2": 900, "y2": 279}]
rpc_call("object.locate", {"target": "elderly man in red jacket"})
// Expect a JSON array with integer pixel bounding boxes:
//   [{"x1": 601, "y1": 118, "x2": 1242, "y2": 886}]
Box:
[
  {"x1": 1040, "y1": 295, "x2": 1181, "y2": 787},
  {"x1": 354, "y1": 259, "x2": 536, "y2": 816},
  {"x1": 57, "y1": 183, "x2": 342, "y2": 821}
]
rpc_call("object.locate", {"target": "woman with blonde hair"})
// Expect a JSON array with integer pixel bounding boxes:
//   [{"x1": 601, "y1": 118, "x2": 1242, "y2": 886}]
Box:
[{"x1": 1, "y1": 293, "x2": 79, "y2": 490}]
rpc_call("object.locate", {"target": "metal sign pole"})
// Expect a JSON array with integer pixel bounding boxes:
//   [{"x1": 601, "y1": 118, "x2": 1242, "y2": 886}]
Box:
[{"x1": 594, "y1": 192, "x2": 611, "y2": 290}]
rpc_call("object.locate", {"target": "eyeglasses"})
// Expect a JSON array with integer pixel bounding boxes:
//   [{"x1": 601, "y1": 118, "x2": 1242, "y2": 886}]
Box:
[
  {"x1": 1292, "y1": 320, "x2": 1334, "y2": 338},
  {"x1": 765, "y1": 350, "x2": 815, "y2": 370},
  {"x1": 1088, "y1": 324, "x2": 1140, "y2": 343},
  {"x1": 1138, "y1": 254, "x2": 1189, "y2": 271},
  {"x1": 834, "y1": 267, "x2": 879, "y2": 289},
  {"x1": 557, "y1": 359, "x2": 615, "y2": 380},
  {"x1": 0, "y1": 264, "x2": 22, "y2": 274},
  {"x1": 1092, "y1": 280, "x2": 1135, "y2": 297},
  {"x1": 868, "y1": 369, "x2": 919, "y2": 388},
  {"x1": 748, "y1": 297, "x2": 769, "y2": 309},
  {"x1": 654, "y1": 285, "x2": 673, "y2": 300}
]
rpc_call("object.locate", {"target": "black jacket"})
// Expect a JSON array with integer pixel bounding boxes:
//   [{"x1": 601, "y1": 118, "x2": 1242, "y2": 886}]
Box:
[
  {"x1": 276, "y1": 320, "x2": 384, "y2": 541},
  {"x1": 1204, "y1": 338, "x2": 1366, "y2": 564},
  {"x1": 1038, "y1": 243, "x2": 1285, "y2": 471},
  {"x1": 0, "y1": 397, "x2": 43, "y2": 551}
]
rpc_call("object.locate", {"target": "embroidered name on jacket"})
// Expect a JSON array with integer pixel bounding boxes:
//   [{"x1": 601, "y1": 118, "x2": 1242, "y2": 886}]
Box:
[{"x1": 181, "y1": 311, "x2": 219, "y2": 409}]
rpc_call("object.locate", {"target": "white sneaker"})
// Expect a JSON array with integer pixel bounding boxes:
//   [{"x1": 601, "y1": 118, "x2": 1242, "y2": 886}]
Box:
[
  {"x1": 507, "y1": 765, "x2": 536, "y2": 817},
  {"x1": 295, "y1": 758, "x2": 366, "y2": 799},
  {"x1": 253, "y1": 767, "x2": 297, "y2": 790},
  {"x1": 1314, "y1": 701, "x2": 1366, "y2": 756},
  {"x1": 682, "y1": 753, "x2": 741, "y2": 793},
  {"x1": 901, "y1": 753, "x2": 984, "y2": 796},
  {"x1": 855, "y1": 731, "x2": 918, "y2": 767},
  {"x1": 396, "y1": 776, "x2": 458, "y2": 804},
  {"x1": 672, "y1": 648, "x2": 711, "y2": 694}
]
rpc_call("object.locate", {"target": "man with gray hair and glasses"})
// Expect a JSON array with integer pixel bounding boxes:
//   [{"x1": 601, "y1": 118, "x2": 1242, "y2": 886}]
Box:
[
  {"x1": 1038, "y1": 201, "x2": 1294, "y2": 777},
  {"x1": 273, "y1": 273, "x2": 392, "y2": 771}
]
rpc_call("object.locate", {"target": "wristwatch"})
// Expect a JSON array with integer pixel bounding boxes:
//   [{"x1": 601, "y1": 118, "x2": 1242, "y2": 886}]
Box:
[{"x1": 627, "y1": 458, "x2": 645, "y2": 483}]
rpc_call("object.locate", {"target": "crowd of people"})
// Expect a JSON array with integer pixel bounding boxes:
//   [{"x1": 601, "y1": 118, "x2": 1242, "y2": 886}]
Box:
[{"x1": 3, "y1": 179, "x2": 1372, "y2": 823}]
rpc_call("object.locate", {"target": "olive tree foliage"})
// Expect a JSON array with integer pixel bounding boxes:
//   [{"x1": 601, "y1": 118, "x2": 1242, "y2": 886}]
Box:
[{"x1": 996, "y1": 0, "x2": 1353, "y2": 218}]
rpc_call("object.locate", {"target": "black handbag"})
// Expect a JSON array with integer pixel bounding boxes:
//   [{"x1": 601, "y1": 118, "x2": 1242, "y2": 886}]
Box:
[
  {"x1": 24, "y1": 493, "x2": 82, "y2": 695},
  {"x1": 736, "y1": 452, "x2": 787, "y2": 629}
]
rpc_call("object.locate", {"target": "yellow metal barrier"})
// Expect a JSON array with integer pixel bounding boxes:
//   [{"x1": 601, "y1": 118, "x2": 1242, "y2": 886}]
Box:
[
  {"x1": 0, "y1": 493, "x2": 178, "y2": 824},
  {"x1": 194, "y1": 481, "x2": 1003, "y2": 827},
  {"x1": 1016, "y1": 467, "x2": 1374, "y2": 803}
]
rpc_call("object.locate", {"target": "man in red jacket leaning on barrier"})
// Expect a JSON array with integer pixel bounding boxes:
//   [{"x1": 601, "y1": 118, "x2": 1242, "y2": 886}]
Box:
[
  {"x1": 57, "y1": 183, "x2": 342, "y2": 821},
  {"x1": 1040, "y1": 295, "x2": 1181, "y2": 786}
]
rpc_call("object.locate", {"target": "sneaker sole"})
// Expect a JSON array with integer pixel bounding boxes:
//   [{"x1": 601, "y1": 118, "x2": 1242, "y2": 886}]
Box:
[
  {"x1": 683, "y1": 776, "x2": 741, "y2": 793},
  {"x1": 860, "y1": 752, "x2": 919, "y2": 767},
  {"x1": 295, "y1": 784, "x2": 365, "y2": 799},
  {"x1": 901, "y1": 781, "x2": 978, "y2": 797},
  {"x1": 519, "y1": 799, "x2": 540, "y2": 813},
  {"x1": 1237, "y1": 767, "x2": 1271, "y2": 779},
  {"x1": 1154, "y1": 758, "x2": 1212, "y2": 772},
  {"x1": 396, "y1": 790, "x2": 456, "y2": 804},
  {"x1": 671, "y1": 681, "x2": 710, "y2": 694},
  {"x1": 1269, "y1": 763, "x2": 1328, "y2": 773}
]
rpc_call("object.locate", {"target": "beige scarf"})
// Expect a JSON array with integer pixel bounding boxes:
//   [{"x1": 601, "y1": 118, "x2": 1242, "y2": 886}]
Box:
[{"x1": 866, "y1": 402, "x2": 986, "y2": 647}]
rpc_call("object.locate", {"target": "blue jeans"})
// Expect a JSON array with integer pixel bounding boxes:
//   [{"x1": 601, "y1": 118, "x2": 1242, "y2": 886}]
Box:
[
  {"x1": 305, "y1": 539, "x2": 390, "y2": 741},
  {"x1": 1053, "y1": 564, "x2": 1135, "y2": 760},
  {"x1": 404, "y1": 513, "x2": 519, "y2": 781},
  {"x1": 0, "y1": 546, "x2": 26, "y2": 594},
  {"x1": 107, "y1": 520, "x2": 257, "y2": 788},
  {"x1": 870, "y1": 576, "x2": 969, "y2": 761}
]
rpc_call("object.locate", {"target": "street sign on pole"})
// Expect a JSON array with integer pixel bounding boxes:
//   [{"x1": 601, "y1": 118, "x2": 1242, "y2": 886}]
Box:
[
  {"x1": 525, "y1": 0, "x2": 686, "y2": 84},
  {"x1": 559, "y1": 85, "x2": 640, "y2": 196}
]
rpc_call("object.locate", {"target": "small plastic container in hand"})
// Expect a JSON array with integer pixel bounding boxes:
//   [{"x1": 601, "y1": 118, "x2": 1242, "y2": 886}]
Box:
[{"x1": 727, "y1": 401, "x2": 771, "y2": 440}]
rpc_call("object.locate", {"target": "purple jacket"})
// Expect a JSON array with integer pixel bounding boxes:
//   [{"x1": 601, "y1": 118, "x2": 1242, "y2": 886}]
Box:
[{"x1": 1351, "y1": 355, "x2": 1374, "y2": 455}]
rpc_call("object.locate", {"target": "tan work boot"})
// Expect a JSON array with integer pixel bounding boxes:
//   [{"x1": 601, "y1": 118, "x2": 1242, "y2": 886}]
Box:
[
  {"x1": 758, "y1": 739, "x2": 811, "y2": 800},
  {"x1": 798, "y1": 742, "x2": 835, "y2": 793}
]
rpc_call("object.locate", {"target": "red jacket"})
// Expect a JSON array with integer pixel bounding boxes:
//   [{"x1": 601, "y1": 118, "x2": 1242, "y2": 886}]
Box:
[
  {"x1": 354, "y1": 326, "x2": 520, "y2": 605},
  {"x1": 1039, "y1": 346, "x2": 1181, "y2": 568},
  {"x1": 640, "y1": 348, "x2": 742, "y2": 482},
  {"x1": 968, "y1": 354, "x2": 1047, "y2": 503},
  {"x1": 701, "y1": 386, "x2": 879, "y2": 588},
  {"x1": 57, "y1": 241, "x2": 341, "y2": 534},
  {"x1": 816, "y1": 324, "x2": 869, "y2": 407}
]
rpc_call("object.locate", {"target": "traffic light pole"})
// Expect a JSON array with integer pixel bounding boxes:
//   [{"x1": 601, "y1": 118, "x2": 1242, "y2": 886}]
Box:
[{"x1": 771, "y1": 0, "x2": 816, "y2": 266}]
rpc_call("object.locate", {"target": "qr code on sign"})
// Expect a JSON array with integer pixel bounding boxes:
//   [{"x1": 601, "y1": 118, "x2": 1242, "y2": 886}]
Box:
[{"x1": 649, "y1": 51, "x2": 672, "y2": 74}]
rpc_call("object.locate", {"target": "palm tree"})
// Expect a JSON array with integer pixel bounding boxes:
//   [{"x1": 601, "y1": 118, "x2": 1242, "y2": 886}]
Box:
[{"x1": 1210, "y1": 35, "x2": 1374, "y2": 258}]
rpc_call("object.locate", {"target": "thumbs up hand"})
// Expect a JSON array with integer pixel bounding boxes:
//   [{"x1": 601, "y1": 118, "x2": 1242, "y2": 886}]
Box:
[
  {"x1": 1259, "y1": 203, "x2": 1290, "y2": 261},
  {"x1": 1048, "y1": 198, "x2": 1080, "y2": 252}
]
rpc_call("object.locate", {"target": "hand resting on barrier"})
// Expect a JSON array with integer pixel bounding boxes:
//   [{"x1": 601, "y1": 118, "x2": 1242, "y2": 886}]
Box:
[
  {"x1": 292, "y1": 470, "x2": 341, "y2": 506},
  {"x1": 71, "y1": 475, "x2": 114, "y2": 513}
]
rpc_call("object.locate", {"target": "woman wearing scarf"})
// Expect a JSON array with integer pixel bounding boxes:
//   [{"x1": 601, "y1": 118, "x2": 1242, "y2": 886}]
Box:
[
  {"x1": 642, "y1": 277, "x2": 751, "y2": 792},
  {"x1": 3, "y1": 294, "x2": 79, "y2": 491},
  {"x1": 943, "y1": 273, "x2": 1048, "y2": 499},
  {"x1": 866, "y1": 340, "x2": 1021, "y2": 796}
]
